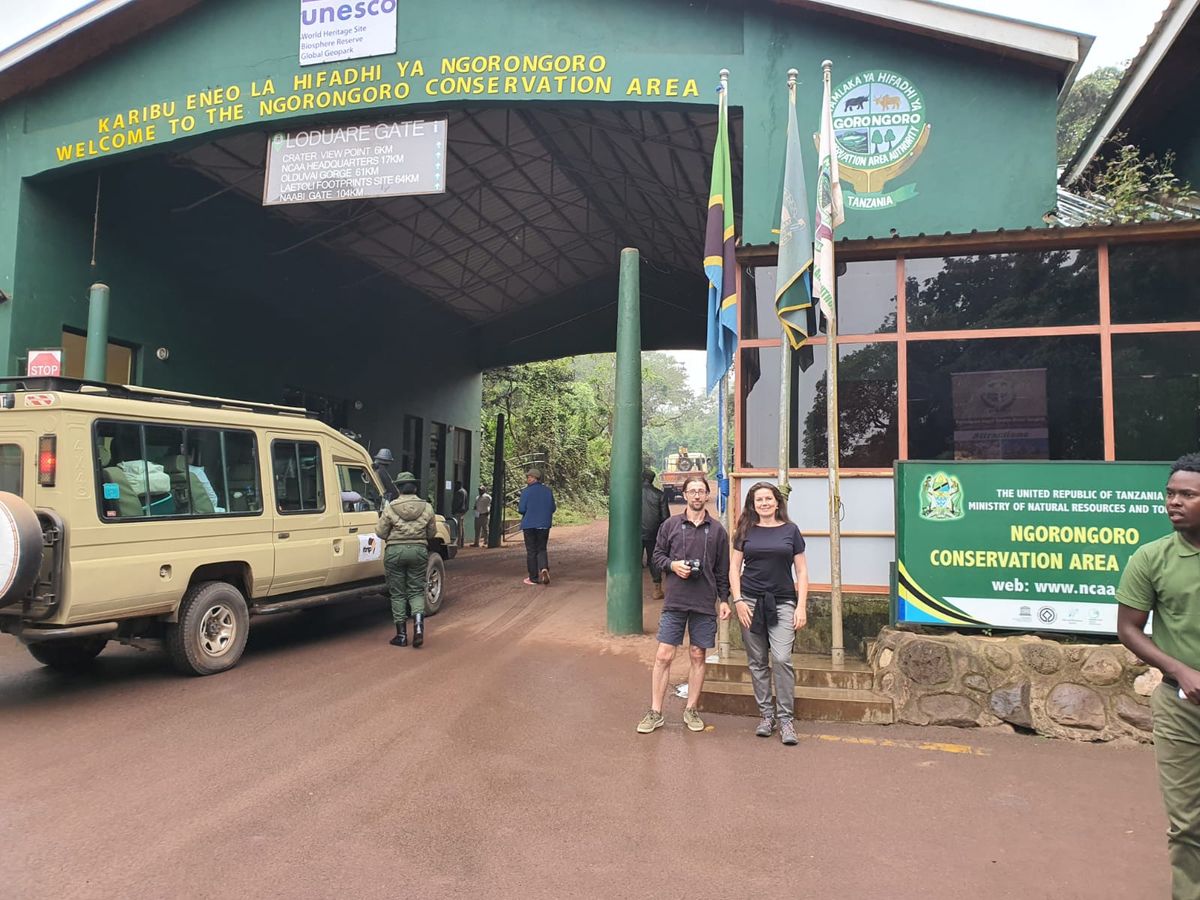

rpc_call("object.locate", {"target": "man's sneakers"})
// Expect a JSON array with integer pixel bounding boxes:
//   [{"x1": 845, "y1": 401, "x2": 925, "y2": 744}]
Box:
[
  {"x1": 682, "y1": 707, "x2": 705, "y2": 732},
  {"x1": 636, "y1": 709, "x2": 665, "y2": 733},
  {"x1": 755, "y1": 716, "x2": 775, "y2": 737},
  {"x1": 780, "y1": 720, "x2": 798, "y2": 745}
]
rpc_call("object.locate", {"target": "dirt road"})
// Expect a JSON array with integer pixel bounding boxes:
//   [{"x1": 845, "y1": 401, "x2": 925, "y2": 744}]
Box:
[{"x1": 0, "y1": 517, "x2": 1169, "y2": 898}]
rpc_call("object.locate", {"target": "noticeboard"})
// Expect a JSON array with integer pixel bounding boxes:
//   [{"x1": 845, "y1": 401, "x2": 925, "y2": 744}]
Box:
[
  {"x1": 263, "y1": 119, "x2": 446, "y2": 205},
  {"x1": 894, "y1": 460, "x2": 1172, "y2": 636}
]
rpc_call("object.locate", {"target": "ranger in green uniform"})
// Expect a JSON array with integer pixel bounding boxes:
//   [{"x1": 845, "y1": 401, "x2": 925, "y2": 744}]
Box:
[
  {"x1": 375, "y1": 471, "x2": 436, "y2": 648},
  {"x1": 1117, "y1": 453, "x2": 1200, "y2": 900}
]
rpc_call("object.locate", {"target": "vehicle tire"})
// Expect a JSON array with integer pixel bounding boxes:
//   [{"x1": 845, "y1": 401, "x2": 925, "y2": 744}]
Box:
[
  {"x1": 27, "y1": 637, "x2": 107, "y2": 673},
  {"x1": 166, "y1": 581, "x2": 250, "y2": 676},
  {"x1": 676, "y1": 458, "x2": 692, "y2": 471},
  {"x1": 0, "y1": 491, "x2": 45, "y2": 609},
  {"x1": 424, "y1": 553, "x2": 446, "y2": 616}
]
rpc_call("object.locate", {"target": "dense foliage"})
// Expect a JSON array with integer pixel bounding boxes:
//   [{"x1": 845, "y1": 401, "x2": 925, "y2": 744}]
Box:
[{"x1": 481, "y1": 353, "x2": 718, "y2": 518}]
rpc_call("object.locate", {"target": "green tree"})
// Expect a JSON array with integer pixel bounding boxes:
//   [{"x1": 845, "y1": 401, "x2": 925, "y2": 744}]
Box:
[
  {"x1": 884, "y1": 128, "x2": 896, "y2": 151},
  {"x1": 871, "y1": 128, "x2": 884, "y2": 151},
  {"x1": 1056, "y1": 65, "x2": 1123, "y2": 164},
  {"x1": 1082, "y1": 136, "x2": 1197, "y2": 223}
]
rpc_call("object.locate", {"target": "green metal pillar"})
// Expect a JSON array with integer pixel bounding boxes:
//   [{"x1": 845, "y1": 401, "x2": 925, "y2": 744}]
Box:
[
  {"x1": 83, "y1": 283, "x2": 110, "y2": 382},
  {"x1": 606, "y1": 248, "x2": 643, "y2": 634},
  {"x1": 488, "y1": 413, "x2": 506, "y2": 548}
]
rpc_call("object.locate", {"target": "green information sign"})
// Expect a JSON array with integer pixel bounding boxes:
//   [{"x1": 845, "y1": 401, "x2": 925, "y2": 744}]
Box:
[{"x1": 894, "y1": 461, "x2": 1172, "y2": 635}]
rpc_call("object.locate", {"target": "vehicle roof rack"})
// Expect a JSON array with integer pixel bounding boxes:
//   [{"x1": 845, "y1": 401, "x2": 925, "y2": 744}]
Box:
[{"x1": 0, "y1": 376, "x2": 317, "y2": 419}]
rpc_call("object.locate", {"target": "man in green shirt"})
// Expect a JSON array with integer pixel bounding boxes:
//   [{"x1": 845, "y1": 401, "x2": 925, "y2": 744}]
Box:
[{"x1": 1117, "y1": 454, "x2": 1200, "y2": 900}]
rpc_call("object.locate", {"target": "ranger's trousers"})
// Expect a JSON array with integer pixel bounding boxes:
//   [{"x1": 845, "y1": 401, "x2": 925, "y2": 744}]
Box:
[
  {"x1": 738, "y1": 598, "x2": 797, "y2": 723},
  {"x1": 1153, "y1": 683, "x2": 1200, "y2": 900},
  {"x1": 385, "y1": 543, "x2": 428, "y2": 622}
]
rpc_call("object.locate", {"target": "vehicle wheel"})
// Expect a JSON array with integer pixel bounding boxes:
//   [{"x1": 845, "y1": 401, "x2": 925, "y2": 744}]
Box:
[
  {"x1": 27, "y1": 638, "x2": 107, "y2": 673},
  {"x1": 0, "y1": 491, "x2": 45, "y2": 609},
  {"x1": 425, "y1": 553, "x2": 446, "y2": 616},
  {"x1": 166, "y1": 581, "x2": 250, "y2": 676}
]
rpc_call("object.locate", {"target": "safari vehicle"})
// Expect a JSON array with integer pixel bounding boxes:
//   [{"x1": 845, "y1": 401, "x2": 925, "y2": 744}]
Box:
[
  {"x1": 0, "y1": 378, "x2": 455, "y2": 676},
  {"x1": 660, "y1": 446, "x2": 708, "y2": 501}
]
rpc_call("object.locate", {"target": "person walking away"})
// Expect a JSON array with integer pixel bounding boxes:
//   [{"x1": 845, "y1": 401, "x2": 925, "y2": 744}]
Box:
[
  {"x1": 375, "y1": 471, "x2": 436, "y2": 648},
  {"x1": 1117, "y1": 453, "x2": 1200, "y2": 899},
  {"x1": 637, "y1": 475, "x2": 730, "y2": 734},
  {"x1": 641, "y1": 468, "x2": 671, "y2": 601},
  {"x1": 729, "y1": 481, "x2": 809, "y2": 745},
  {"x1": 452, "y1": 480, "x2": 469, "y2": 548},
  {"x1": 518, "y1": 467, "x2": 556, "y2": 585},
  {"x1": 473, "y1": 485, "x2": 492, "y2": 547},
  {"x1": 373, "y1": 448, "x2": 399, "y2": 502}
]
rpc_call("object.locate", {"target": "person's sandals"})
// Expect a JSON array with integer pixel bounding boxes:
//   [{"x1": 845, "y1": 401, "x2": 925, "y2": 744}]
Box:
[
  {"x1": 636, "y1": 709, "x2": 665, "y2": 733},
  {"x1": 682, "y1": 707, "x2": 705, "y2": 732},
  {"x1": 755, "y1": 716, "x2": 775, "y2": 737},
  {"x1": 780, "y1": 720, "x2": 798, "y2": 745}
]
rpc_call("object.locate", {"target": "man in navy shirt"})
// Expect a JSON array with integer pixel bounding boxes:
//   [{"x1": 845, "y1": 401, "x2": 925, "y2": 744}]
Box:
[{"x1": 518, "y1": 467, "x2": 556, "y2": 585}]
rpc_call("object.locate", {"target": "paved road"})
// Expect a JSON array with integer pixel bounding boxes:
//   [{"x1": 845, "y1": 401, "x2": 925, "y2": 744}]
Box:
[{"x1": 0, "y1": 517, "x2": 1170, "y2": 898}]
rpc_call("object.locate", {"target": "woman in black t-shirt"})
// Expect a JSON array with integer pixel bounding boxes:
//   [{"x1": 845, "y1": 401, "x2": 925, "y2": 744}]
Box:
[{"x1": 729, "y1": 481, "x2": 809, "y2": 745}]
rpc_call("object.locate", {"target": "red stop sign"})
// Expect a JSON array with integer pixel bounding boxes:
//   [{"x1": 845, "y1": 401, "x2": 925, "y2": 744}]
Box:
[{"x1": 27, "y1": 351, "x2": 62, "y2": 378}]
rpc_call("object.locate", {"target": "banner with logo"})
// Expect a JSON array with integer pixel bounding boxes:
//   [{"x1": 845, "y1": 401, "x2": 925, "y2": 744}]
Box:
[
  {"x1": 300, "y1": 0, "x2": 398, "y2": 66},
  {"x1": 894, "y1": 461, "x2": 1172, "y2": 635}
]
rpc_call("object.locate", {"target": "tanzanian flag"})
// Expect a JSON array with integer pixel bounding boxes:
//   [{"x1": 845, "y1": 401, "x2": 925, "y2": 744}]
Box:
[
  {"x1": 705, "y1": 79, "x2": 737, "y2": 396},
  {"x1": 774, "y1": 74, "x2": 816, "y2": 355}
]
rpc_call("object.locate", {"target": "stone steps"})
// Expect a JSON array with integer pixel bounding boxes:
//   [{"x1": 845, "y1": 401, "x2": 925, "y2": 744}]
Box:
[{"x1": 699, "y1": 651, "x2": 894, "y2": 724}]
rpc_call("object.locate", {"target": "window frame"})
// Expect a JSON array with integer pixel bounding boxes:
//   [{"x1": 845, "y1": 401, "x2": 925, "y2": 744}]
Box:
[
  {"x1": 91, "y1": 418, "x2": 263, "y2": 524},
  {"x1": 270, "y1": 438, "x2": 327, "y2": 516}
]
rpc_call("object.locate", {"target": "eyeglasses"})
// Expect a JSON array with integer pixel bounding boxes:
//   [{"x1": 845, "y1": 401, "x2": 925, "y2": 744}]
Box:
[{"x1": 684, "y1": 489, "x2": 707, "y2": 497}]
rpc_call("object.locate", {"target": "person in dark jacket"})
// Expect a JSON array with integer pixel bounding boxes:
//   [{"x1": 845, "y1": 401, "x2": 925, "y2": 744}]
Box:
[
  {"x1": 641, "y1": 468, "x2": 671, "y2": 600},
  {"x1": 372, "y1": 448, "x2": 399, "y2": 502},
  {"x1": 518, "y1": 467, "x2": 556, "y2": 585},
  {"x1": 636, "y1": 475, "x2": 730, "y2": 735}
]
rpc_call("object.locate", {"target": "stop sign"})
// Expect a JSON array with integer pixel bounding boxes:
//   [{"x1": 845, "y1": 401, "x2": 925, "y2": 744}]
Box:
[{"x1": 26, "y1": 350, "x2": 62, "y2": 378}]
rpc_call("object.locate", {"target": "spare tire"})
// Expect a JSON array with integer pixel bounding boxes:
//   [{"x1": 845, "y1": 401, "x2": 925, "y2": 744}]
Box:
[
  {"x1": 676, "y1": 457, "x2": 693, "y2": 471},
  {"x1": 0, "y1": 492, "x2": 44, "y2": 609}
]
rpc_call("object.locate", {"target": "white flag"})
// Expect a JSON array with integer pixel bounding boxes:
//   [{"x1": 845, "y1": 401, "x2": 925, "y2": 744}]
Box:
[{"x1": 813, "y1": 62, "x2": 844, "y2": 320}]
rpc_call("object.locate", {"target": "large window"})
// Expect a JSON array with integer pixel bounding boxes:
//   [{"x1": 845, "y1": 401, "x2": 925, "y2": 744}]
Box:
[
  {"x1": 338, "y1": 464, "x2": 382, "y2": 512},
  {"x1": 906, "y1": 249, "x2": 1098, "y2": 331},
  {"x1": 1114, "y1": 333, "x2": 1200, "y2": 461},
  {"x1": 1110, "y1": 240, "x2": 1200, "y2": 324},
  {"x1": 94, "y1": 421, "x2": 261, "y2": 520}
]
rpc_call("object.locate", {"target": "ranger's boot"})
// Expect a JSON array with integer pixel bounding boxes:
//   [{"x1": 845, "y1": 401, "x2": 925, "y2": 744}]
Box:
[
  {"x1": 390, "y1": 620, "x2": 408, "y2": 647},
  {"x1": 412, "y1": 614, "x2": 425, "y2": 648}
]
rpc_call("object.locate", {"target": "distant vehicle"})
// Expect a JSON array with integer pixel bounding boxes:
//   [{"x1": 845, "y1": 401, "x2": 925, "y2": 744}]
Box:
[
  {"x1": 660, "y1": 446, "x2": 708, "y2": 501},
  {"x1": 0, "y1": 378, "x2": 455, "y2": 676}
]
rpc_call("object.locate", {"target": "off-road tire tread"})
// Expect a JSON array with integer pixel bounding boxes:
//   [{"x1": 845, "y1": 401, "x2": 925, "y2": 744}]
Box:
[{"x1": 166, "y1": 580, "x2": 249, "y2": 676}]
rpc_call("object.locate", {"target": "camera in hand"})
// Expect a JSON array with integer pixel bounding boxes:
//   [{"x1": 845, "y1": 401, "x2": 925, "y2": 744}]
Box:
[{"x1": 684, "y1": 558, "x2": 702, "y2": 576}]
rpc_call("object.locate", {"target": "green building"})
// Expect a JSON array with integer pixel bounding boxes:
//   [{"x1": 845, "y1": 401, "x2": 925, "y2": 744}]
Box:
[{"x1": 6, "y1": 0, "x2": 1192, "y2": 586}]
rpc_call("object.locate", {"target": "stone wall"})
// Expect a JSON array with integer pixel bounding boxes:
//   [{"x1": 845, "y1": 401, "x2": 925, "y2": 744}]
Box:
[{"x1": 871, "y1": 627, "x2": 1159, "y2": 742}]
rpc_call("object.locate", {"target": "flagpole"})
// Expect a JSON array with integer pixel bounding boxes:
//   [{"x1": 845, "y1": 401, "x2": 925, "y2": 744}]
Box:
[
  {"x1": 717, "y1": 67, "x2": 732, "y2": 659},
  {"x1": 777, "y1": 68, "x2": 797, "y2": 500},
  {"x1": 821, "y1": 58, "x2": 845, "y2": 667}
]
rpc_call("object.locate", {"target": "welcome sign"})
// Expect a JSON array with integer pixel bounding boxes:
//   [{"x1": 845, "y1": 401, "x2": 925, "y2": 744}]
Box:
[
  {"x1": 300, "y1": 0, "x2": 398, "y2": 66},
  {"x1": 894, "y1": 461, "x2": 1172, "y2": 636}
]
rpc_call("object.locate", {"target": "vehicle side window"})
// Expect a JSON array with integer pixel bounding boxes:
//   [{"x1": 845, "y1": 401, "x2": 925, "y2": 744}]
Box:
[
  {"x1": 337, "y1": 464, "x2": 382, "y2": 512},
  {"x1": 94, "y1": 420, "x2": 262, "y2": 521},
  {"x1": 273, "y1": 440, "x2": 325, "y2": 514},
  {"x1": 0, "y1": 445, "x2": 22, "y2": 496}
]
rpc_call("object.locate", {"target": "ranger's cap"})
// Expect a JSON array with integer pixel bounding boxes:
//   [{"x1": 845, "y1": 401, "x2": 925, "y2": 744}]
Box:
[{"x1": 394, "y1": 471, "x2": 418, "y2": 486}]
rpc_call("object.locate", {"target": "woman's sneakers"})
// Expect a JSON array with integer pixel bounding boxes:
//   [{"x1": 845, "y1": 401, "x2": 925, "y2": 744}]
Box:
[
  {"x1": 755, "y1": 716, "x2": 775, "y2": 737},
  {"x1": 780, "y1": 720, "x2": 798, "y2": 745}
]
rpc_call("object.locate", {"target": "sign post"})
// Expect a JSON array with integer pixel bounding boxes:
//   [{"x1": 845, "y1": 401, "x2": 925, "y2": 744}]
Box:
[{"x1": 894, "y1": 460, "x2": 1172, "y2": 635}]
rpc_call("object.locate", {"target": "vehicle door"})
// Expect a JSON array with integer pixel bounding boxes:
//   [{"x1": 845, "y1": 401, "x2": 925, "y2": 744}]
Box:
[
  {"x1": 267, "y1": 434, "x2": 338, "y2": 594},
  {"x1": 332, "y1": 460, "x2": 386, "y2": 586}
]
